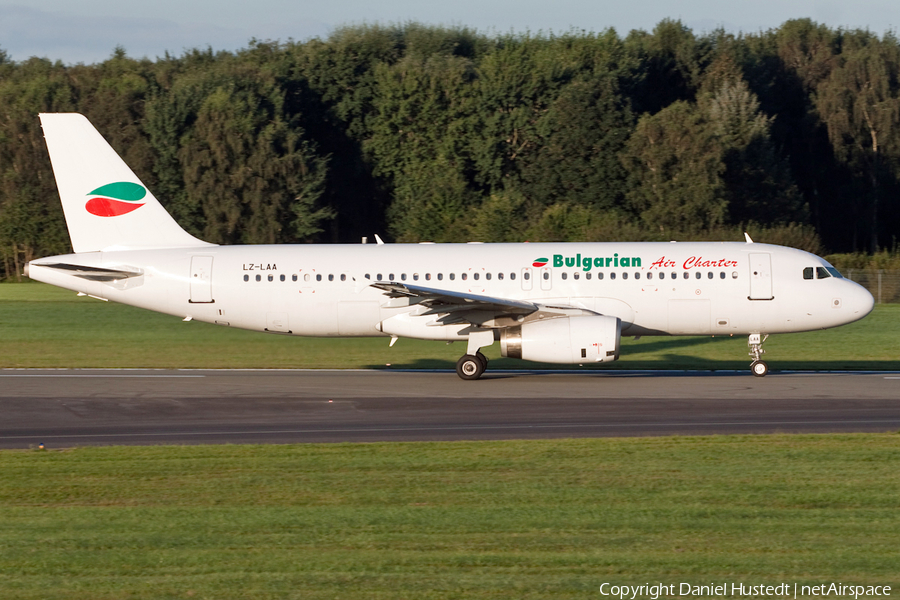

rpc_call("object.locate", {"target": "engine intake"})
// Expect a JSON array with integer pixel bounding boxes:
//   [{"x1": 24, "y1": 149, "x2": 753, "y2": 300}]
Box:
[{"x1": 500, "y1": 315, "x2": 621, "y2": 364}]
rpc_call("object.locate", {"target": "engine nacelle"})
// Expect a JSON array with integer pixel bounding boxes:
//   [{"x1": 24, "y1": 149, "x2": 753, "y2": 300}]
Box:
[{"x1": 500, "y1": 315, "x2": 621, "y2": 364}]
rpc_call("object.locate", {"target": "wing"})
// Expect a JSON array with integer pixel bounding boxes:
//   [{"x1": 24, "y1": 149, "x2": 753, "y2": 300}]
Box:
[{"x1": 370, "y1": 281, "x2": 591, "y2": 328}]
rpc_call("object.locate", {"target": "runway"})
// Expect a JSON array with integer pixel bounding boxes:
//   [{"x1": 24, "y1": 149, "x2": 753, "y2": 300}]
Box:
[{"x1": 1, "y1": 369, "x2": 899, "y2": 448}]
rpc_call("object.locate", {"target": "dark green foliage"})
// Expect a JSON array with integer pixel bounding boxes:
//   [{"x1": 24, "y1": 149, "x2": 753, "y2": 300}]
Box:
[{"x1": 5, "y1": 22, "x2": 900, "y2": 280}]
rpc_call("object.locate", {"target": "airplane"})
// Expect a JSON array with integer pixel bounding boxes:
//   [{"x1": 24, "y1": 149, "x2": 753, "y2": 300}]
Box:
[{"x1": 25, "y1": 113, "x2": 875, "y2": 380}]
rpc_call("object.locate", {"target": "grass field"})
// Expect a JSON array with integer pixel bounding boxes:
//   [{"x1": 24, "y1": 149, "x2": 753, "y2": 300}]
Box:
[
  {"x1": 2, "y1": 285, "x2": 899, "y2": 598},
  {"x1": 1, "y1": 435, "x2": 898, "y2": 599},
  {"x1": 1, "y1": 283, "x2": 898, "y2": 370}
]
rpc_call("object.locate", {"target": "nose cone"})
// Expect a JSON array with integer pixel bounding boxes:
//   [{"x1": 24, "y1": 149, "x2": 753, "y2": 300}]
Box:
[{"x1": 843, "y1": 280, "x2": 875, "y2": 323}]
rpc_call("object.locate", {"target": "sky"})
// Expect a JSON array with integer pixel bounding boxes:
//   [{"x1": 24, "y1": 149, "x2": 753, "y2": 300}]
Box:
[{"x1": 2, "y1": 0, "x2": 900, "y2": 65}]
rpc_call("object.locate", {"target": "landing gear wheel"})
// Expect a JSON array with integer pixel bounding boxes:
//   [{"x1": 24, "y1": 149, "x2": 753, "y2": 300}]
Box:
[
  {"x1": 475, "y1": 351, "x2": 488, "y2": 369},
  {"x1": 456, "y1": 354, "x2": 485, "y2": 380},
  {"x1": 751, "y1": 360, "x2": 769, "y2": 377}
]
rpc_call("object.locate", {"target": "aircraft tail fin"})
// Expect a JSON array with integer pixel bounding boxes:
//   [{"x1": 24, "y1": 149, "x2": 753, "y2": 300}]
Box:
[{"x1": 39, "y1": 113, "x2": 212, "y2": 253}]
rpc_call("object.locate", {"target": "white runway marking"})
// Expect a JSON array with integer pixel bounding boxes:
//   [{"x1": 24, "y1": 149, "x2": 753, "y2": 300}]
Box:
[
  {"x1": 0, "y1": 374, "x2": 204, "y2": 378},
  {"x1": 3, "y1": 418, "x2": 899, "y2": 441}
]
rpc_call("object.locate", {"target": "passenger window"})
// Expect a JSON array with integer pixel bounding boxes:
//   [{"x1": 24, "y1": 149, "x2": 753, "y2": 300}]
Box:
[
  {"x1": 268, "y1": 274, "x2": 274, "y2": 282},
  {"x1": 803, "y1": 267, "x2": 814, "y2": 280},
  {"x1": 510, "y1": 272, "x2": 516, "y2": 280},
  {"x1": 450, "y1": 273, "x2": 456, "y2": 281},
  {"x1": 280, "y1": 274, "x2": 285, "y2": 282},
  {"x1": 401, "y1": 273, "x2": 407, "y2": 281},
  {"x1": 647, "y1": 272, "x2": 653, "y2": 280},
  {"x1": 473, "y1": 273, "x2": 479, "y2": 280},
  {"x1": 671, "y1": 272, "x2": 677, "y2": 279},
  {"x1": 523, "y1": 272, "x2": 529, "y2": 280},
  {"x1": 585, "y1": 273, "x2": 591, "y2": 280},
  {"x1": 707, "y1": 272, "x2": 713, "y2": 279},
  {"x1": 574, "y1": 272, "x2": 580, "y2": 280},
  {"x1": 304, "y1": 274, "x2": 310, "y2": 282},
  {"x1": 683, "y1": 272, "x2": 689, "y2": 279},
  {"x1": 462, "y1": 273, "x2": 467, "y2": 281},
  {"x1": 256, "y1": 274, "x2": 261, "y2": 282},
  {"x1": 623, "y1": 272, "x2": 628, "y2": 280},
  {"x1": 413, "y1": 273, "x2": 419, "y2": 281},
  {"x1": 635, "y1": 272, "x2": 640, "y2": 280},
  {"x1": 364, "y1": 274, "x2": 370, "y2": 280},
  {"x1": 816, "y1": 267, "x2": 831, "y2": 279},
  {"x1": 316, "y1": 274, "x2": 322, "y2": 282},
  {"x1": 292, "y1": 274, "x2": 298, "y2": 282},
  {"x1": 376, "y1": 273, "x2": 382, "y2": 281},
  {"x1": 486, "y1": 273, "x2": 492, "y2": 280},
  {"x1": 328, "y1": 274, "x2": 334, "y2": 281},
  {"x1": 543, "y1": 272, "x2": 549, "y2": 280},
  {"x1": 695, "y1": 272, "x2": 701, "y2": 279},
  {"x1": 389, "y1": 273, "x2": 395, "y2": 281},
  {"x1": 438, "y1": 273, "x2": 443, "y2": 281},
  {"x1": 425, "y1": 273, "x2": 431, "y2": 281},
  {"x1": 561, "y1": 272, "x2": 568, "y2": 280},
  {"x1": 732, "y1": 272, "x2": 738, "y2": 279},
  {"x1": 498, "y1": 272, "x2": 504, "y2": 280},
  {"x1": 243, "y1": 274, "x2": 249, "y2": 282},
  {"x1": 341, "y1": 274, "x2": 346, "y2": 281},
  {"x1": 610, "y1": 272, "x2": 616, "y2": 280},
  {"x1": 719, "y1": 272, "x2": 725, "y2": 279}
]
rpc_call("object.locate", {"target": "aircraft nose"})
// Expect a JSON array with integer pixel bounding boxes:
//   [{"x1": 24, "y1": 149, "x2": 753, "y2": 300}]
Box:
[{"x1": 841, "y1": 280, "x2": 875, "y2": 321}]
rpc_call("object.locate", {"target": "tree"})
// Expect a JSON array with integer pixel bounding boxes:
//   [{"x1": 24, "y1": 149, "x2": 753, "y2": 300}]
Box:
[
  {"x1": 700, "y1": 56, "x2": 807, "y2": 224},
  {"x1": 0, "y1": 57, "x2": 74, "y2": 279},
  {"x1": 622, "y1": 101, "x2": 726, "y2": 235},
  {"x1": 179, "y1": 71, "x2": 331, "y2": 244},
  {"x1": 816, "y1": 32, "x2": 900, "y2": 251}
]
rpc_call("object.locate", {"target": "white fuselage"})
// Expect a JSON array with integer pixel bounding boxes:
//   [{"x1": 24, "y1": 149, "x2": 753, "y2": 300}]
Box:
[{"x1": 28, "y1": 241, "x2": 875, "y2": 340}]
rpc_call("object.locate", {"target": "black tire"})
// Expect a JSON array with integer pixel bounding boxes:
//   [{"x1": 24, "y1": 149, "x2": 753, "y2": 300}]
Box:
[
  {"x1": 475, "y1": 351, "x2": 488, "y2": 369},
  {"x1": 751, "y1": 360, "x2": 769, "y2": 377},
  {"x1": 456, "y1": 354, "x2": 485, "y2": 380}
]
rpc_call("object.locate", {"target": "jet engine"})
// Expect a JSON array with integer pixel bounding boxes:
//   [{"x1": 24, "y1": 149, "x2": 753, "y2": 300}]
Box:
[{"x1": 500, "y1": 315, "x2": 621, "y2": 364}]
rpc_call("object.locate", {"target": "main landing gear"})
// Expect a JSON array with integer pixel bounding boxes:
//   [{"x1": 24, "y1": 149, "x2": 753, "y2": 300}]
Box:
[
  {"x1": 749, "y1": 333, "x2": 769, "y2": 377},
  {"x1": 457, "y1": 330, "x2": 495, "y2": 380},
  {"x1": 456, "y1": 352, "x2": 488, "y2": 380}
]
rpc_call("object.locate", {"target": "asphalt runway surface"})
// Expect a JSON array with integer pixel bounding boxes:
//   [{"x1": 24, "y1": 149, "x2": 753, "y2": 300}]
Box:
[{"x1": 1, "y1": 369, "x2": 899, "y2": 448}]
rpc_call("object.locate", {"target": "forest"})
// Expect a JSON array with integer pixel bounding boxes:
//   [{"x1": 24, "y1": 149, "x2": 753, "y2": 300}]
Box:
[{"x1": 2, "y1": 19, "x2": 900, "y2": 281}]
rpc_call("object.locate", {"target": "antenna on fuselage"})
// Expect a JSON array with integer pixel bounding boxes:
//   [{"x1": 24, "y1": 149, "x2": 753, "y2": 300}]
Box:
[
  {"x1": 744, "y1": 232, "x2": 754, "y2": 243},
  {"x1": 374, "y1": 234, "x2": 385, "y2": 245}
]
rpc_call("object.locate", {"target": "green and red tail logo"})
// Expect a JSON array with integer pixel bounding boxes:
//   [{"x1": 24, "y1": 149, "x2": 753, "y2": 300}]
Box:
[
  {"x1": 532, "y1": 257, "x2": 549, "y2": 267},
  {"x1": 85, "y1": 182, "x2": 146, "y2": 217}
]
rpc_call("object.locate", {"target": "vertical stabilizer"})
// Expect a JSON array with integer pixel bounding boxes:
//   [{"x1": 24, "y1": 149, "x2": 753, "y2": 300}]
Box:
[{"x1": 39, "y1": 113, "x2": 213, "y2": 252}]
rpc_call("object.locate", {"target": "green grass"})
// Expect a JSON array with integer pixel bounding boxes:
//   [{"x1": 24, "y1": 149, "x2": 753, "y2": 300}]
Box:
[
  {"x1": 0, "y1": 435, "x2": 898, "y2": 599},
  {"x1": 1, "y1": 283, "x2": 897, "y2": 370}
]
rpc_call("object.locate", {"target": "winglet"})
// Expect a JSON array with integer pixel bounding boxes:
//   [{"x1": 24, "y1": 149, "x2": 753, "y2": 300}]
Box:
[{"x1": 744, "y1": 232, "x2": 754, "y2": 243}]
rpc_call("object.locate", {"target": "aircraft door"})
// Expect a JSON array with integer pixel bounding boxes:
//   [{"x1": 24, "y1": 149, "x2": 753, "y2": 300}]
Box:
[
  {"x1": 521, "y1": 267, "x2": 533, "y2": 291},
  {"x1": 748, "y1": 253, "x2": 773, "y2": 300},
  {"x1": 189, "y1": 256, "x2": 214, "y2": 303},
  {"x1": 540, "y1": 266, "x2": 552, "y2": 291}
]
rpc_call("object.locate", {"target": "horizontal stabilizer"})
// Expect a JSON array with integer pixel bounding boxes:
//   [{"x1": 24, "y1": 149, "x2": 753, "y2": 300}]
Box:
[{"x1": 31, "y1": 262, "x2": 143, "y2": 282}]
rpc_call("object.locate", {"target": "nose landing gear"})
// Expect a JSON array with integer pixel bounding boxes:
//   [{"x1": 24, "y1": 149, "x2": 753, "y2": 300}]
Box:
[{"x1": 748, "y1": 333, "x2": 769, "y2": 377}]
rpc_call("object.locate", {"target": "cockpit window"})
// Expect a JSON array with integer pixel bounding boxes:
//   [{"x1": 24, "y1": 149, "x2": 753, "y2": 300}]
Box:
[
  {"x1": 816, "y1": 267, "x2": 831, "y2": 279},
  {"x1": 825, "y1": 267, "x2": 843, "y2": 278},
  {"x1": 803, "y1": 267, "x2": 814, "y2": 280}
]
